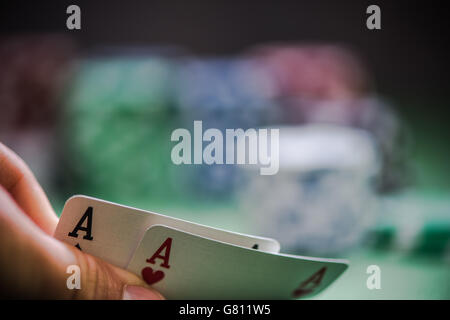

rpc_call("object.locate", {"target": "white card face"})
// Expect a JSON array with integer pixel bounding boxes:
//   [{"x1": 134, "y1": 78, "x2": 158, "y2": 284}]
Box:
[
  {"x1": 127, "y1": 225, "x2": 349, "y2": 299},
  {"x1": 54, "y1": 195, "x2": 280, "y2": 268}
]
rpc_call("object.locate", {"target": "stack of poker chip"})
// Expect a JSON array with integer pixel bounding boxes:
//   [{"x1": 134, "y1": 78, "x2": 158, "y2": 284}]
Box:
[
  {"x1": 174, "y1": 57, "x2": 277, "y2": 200},
  {"x1": 238, "y1": 124, "x2": 381, "y2": 255},
  {"x1": 366, "y1": 192, "x2": 450, "y2": 260},
  {"x1": 247, "y1": 44, "x2": 411, "y2": 192},
  {"x1": 62, "y1": 52, "x2": 181, "y2": 204},
  {"x1": 0, "y1": 35, "x2": 75, "y2": 204}
]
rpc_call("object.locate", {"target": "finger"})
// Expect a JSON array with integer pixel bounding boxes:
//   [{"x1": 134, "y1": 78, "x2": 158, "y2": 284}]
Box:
[
  {"x1": 0, "y1": 186, "x2": 163, "y2": 300},
  {"x1": 68, "y1": 245, "x2": 164, "y2": 300},
  {"x1": 0, "y1": 142, "x2": 58, "y2": 235}
]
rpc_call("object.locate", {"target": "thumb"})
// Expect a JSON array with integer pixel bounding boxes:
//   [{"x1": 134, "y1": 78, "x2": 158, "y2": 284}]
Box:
[
  {"x1": 0, "y1": 186, "x2": 163, "y2": 300},
  {"x1": 67, "y1": 245, "x2": 164, "y2": 300}
]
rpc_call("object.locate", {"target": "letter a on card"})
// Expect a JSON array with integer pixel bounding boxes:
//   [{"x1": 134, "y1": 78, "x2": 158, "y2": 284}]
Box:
[
  {"x1": 292, "y1": 267, "x2": 327, "y2": 298},
  {"x1": 68, "y1": 207, "x2": 94, "y2": 240},
  {"x1": 147, "y1": 237, "x2": 172, "y2": 269}
]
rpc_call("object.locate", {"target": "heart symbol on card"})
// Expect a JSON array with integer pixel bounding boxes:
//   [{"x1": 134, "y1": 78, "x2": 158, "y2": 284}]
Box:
[{"x1": 141, "y1": 267, "x2": 165, "y2": 285}]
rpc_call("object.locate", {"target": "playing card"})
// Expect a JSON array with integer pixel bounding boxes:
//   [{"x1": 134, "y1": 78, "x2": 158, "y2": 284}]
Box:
[
  {"x1": 54, "y1": 195, "x2": 280, "y2": 268},
  {"x1": 127, "y1": 224, "x2": 349, "y2": 299}
]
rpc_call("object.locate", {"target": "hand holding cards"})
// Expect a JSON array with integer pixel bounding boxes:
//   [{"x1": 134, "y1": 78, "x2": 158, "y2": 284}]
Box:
[{"x1": 54, "y1": 195, "x2": 348, "y2": 299}]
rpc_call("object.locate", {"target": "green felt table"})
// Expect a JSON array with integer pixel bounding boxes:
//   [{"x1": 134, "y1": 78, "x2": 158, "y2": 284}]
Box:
[{"x1": 52, "y1": 190, "x2": 450, "y2": 299}]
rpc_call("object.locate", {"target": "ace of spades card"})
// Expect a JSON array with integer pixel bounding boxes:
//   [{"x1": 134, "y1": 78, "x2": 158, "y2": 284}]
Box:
[{"x1": 54, "y1": 195, "x2": 280, "y2": 268}]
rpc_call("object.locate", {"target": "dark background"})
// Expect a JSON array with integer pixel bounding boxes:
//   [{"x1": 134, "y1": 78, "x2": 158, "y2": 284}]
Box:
[
  {"x1": 0, "y1": 0, "x2": 448, "y2": 96},
  {"x1": 1, "y1": 0, "x2": 449, "y2": 188}
]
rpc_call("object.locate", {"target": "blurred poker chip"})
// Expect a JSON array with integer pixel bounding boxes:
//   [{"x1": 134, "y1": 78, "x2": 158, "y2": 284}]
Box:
[
  {"x1": 247, "y1": 44, "x2": 412, "y2": 192},
  {"x1": 367, "y1": 193, "x2": 450, "y2": 260},
  {"x1": 0, "y1": 34, "x2": 76, "y2": 197},
  {"x1": 62, "y1": 49, "x2": 181, "y2": 203},
  {"x1": 0, "y1": 34, "x2": 76, "y2": 131},
  {"x1": 174, "y1": 57, "x2": 278, "y2": 200}
]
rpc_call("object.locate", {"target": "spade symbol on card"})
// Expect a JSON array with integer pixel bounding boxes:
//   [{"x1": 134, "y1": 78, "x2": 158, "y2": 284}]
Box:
[
  {"x1": 75, "y1": 243, "x2": 82, "y2": 251},
  {"x1": 141, "y1": 237, "x2": 173, "y2": 285},
  {"x1": 252, "y1": 244, "x2": 259, "y2": 250}
]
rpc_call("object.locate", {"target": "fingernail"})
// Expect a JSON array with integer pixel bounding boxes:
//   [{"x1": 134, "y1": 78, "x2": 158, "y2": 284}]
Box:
[{"x1": 122, "y1": 285, "x2": 164, "y2": 300}]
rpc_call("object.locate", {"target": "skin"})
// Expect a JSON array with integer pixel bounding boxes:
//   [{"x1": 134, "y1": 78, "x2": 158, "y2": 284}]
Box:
[{"x1": 0, "y1": 142, "x2": 163, "y2": 299}]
